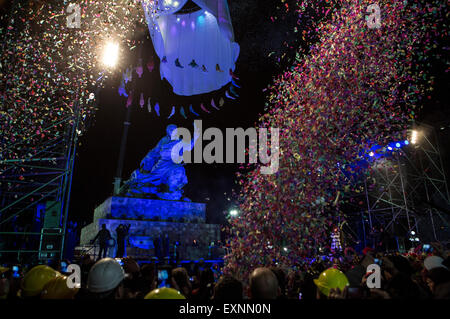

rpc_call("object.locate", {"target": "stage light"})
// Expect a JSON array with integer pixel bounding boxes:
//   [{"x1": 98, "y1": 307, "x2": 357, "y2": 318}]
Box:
[
  {"x1": 414, "y1": 237, "x2": 419, "y2": 242},
  {"x1": 404, "y1": 140, "x2": 409, "y2": 145},
  {"x1": 395, "y1": 142, "x2": 401, "y2": 148},
  {"x1": 410, "y1": 231, "x2": 415, "y2": 235},
  {"x1": 411, "y1": 130, "x2": 418, "y2": 144},
  {"x1": 102, "y1": 41, "x2": 119, "y2": 68},
  {"x1": 283, "y1": 247, "x2": 288, "y2": 252},
  {"x1": 369, "y1": 152, "x2": 374, "y2": 157},
  {"x1": 388, "y1": 146, "x2": 393, "y2": 150},
  {"x1": 229, "y1": 209, "x2": 239, "y2": 217}
]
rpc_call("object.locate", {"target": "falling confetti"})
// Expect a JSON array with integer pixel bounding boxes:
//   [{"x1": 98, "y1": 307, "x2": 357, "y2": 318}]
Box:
[
  {"x1": 0, "y1": 0, "x2": 143, "y2": 164},
  {"x1": 223, "y1": 0, "x2": 448, "y2": 281}
]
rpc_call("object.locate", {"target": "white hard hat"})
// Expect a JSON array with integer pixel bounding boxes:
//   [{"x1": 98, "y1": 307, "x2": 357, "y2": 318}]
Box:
[
  {"x1": 87, "y1": 258, "x2": 125, "y2": 293},
  {"x1": 424, "y1": 256, "x2": 448, "y2": 271}
]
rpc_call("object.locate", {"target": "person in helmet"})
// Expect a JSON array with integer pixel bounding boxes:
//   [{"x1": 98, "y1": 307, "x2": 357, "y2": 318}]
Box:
[
  {"x1": 314, "y1": 268, "x2": 349, "y2": 299},
  {"x1": 41, "y1": 275, "x2": 79, "y2": 299},
  {"x1": 144, "y1": 287, "x2": 185, "y2": 299},
  {"x1": 19, "y1": 265, "x2": 60, "y2": 299},
  {"x1": 86, "y1": 258, "x2": 126, "y2": 299}
]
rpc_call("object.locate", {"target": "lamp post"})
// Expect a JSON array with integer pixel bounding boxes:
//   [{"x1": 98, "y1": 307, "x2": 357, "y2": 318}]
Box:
[{"x1": 113, "y1": 44, "x2": 142, "y2": 195}]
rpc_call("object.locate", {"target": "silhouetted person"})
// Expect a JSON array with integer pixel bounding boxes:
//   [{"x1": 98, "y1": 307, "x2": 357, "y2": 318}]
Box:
[
  {"x1": 171, "y1": 267, "x2": 192, "y2": 298},
  {"x1": 91, "y1": 224, "x2": 111, "y2": 260},
  {"x1": 213, "y1": 275, "x2": 243, "y2": 300},
  {"x1": 116, "y1": 224, "x2": 131, "y2": 258},
  {"x1": 163, "y1": 233, "x2": 170, "y2": 258},
  {"x1": 153, "y1": 234, "x2": 162, "y2": 259},
  {"x1": 270, "y1": 267, "x2": 287, "y2": 299},
  {"x1": 191, "y1": 268, "x2": 215, "y2": 301},
  {"x1": 248, "y1": 267, "x2": 280, "y2": 299}
]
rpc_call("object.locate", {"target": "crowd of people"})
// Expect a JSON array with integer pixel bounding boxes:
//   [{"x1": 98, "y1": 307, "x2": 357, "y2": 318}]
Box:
[{"x1": 1, "y1": 242, "x2": 449, "y2": 300}]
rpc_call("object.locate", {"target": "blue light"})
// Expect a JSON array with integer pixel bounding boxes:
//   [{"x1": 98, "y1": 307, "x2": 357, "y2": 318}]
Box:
[
  {"x1": 404, "y1": 140, "x2": 409, "y2": 145},
  {"x1": 395, "y1": 143, "x2": 401, "y2": 148}
]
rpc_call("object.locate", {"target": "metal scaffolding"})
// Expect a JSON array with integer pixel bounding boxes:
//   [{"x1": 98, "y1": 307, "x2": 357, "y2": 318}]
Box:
[
  {"x1": 0, "y1": 103, "x2": 81, "y2": 262},
  {"x1": 342, "y1": 124, "x2": 450, "y2": 251},
  {"x1": 0, "y1": 0, "x2": 85, "y2": 263}
]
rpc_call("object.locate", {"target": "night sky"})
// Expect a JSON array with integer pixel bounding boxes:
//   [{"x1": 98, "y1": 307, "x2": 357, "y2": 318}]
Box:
[
  {"x1": 67, "y1": 0, "x2": 450, "y2": 228},
  {"x1": 68, "y1": 0, "x2": 297, "y2": 227}
]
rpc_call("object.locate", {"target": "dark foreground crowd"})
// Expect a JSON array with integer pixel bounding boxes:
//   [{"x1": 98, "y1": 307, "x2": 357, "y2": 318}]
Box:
[{"x1": 1, "y1": 243, "x2": 449, "y2": 300}]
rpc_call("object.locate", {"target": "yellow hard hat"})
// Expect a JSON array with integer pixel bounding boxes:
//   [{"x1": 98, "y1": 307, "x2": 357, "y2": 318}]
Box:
[
  {"x1": 21, "y1": 265, "x2": 60, "y2": 297},
  {"x1": 41, "y1": 275, "x2": 79, "y2": 299},
  {"x1": 144, "y1": 287, "x2": 186, "y2": 299},
  {"x1": 0, "y1": 266, "x2": 9, "y2": 274},
  {"x1": 313, "y1": 268, "x2": 349, "y2": 297}
]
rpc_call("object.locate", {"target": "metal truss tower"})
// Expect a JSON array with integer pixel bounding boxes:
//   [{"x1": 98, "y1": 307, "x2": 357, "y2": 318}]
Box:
[
  {"x1": 0, "y1": 0, "x2": 83, "y2": 263},
  {"x1": 0, "y1": 105, "x2": 80, "y2": 263},
  {"x1": 343, "y1": 123, "x2": 450, "y2": 251}
]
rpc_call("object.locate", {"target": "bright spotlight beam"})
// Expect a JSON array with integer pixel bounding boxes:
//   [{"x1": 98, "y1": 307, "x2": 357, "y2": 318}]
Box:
[
  {"x1": 102, "y1": 41, "x2": 119, "y2": 68},
  {"x1": 411, "y1": 130, "x2": 418, "y2": 144},
  {"x1": 229, "y1": 209, "x2": 239, "y2": 217}
]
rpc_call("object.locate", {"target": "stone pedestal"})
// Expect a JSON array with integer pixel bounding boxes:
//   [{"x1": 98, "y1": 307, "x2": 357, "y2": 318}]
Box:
[{"x1": 80, "y1": 197, "x2": 222, "y2": 260}]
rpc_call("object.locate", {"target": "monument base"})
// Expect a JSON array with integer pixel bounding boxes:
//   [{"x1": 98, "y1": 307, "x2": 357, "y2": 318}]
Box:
[{"x1": 80, "y1": 197, "x2": 222, "y2": 261}]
